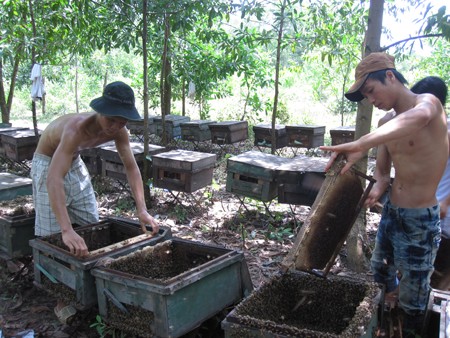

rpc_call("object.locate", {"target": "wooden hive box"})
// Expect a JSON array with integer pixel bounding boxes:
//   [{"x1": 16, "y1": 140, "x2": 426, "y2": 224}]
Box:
[
  {"x1": 276, "y1": 155, "x2": 328, "y2": 206},
  {"x1": 226, "y1": 150, "x2": 291, "y2": 202},
  {"x1": 29, "y1": 218, "x2": 172, "y2": 309},
  {"x1": 127, "y1": 116, "x2": 156, "y2": 136},
  {"x1": 180, "y1": 119, "x2": 216, "y2": 142},
  {"x1": 99, "y1": 142, "x2": 166, "y2": 181},
  {"x1": 0, "y1": 172, "x2": 32, "y2": 202},
  {"x1": 252, "y1": 123, "x2": 288, "y2": 149},
  {"x1": 330, "y1": 126, "x2": 355, "y2": 145},
  {"x1": 1, "y1": 128, "x2": 41, "y2": 162},
  {"x1": 222, "y1": 272, "x2": 382, "y2": 338},
  {"x1": 285, "y1": 124, "x2": 325, "y2": 148},
  {"x1": 154, "y1": 114, "x2": 191, "y2": 139},
  {"x1": 152, "y1": 149, "x2": 216, "y2": 193},
  {"x1": 91, "y1": 238, "x2": 253, "y2": 338},
  {"x1": 209, "y1": 121, "x2": 248, "y2": 145},
  {"x1": 80, "y1": 141, "x2": 115, "y2": 176},
  {"x1": 0, "y1": 199, "x2": 35, "y2": 259},
  {"x1": 0, "y1": 127, "x2": 29, "y2": 157}
]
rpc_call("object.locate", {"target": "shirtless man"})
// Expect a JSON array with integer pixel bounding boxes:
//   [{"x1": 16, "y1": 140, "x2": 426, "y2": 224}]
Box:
[
  {"x1": 31, "y1": 81, "x2": 159, "y2": 258},
  {"x1": 320, "y1": 53, "x2": 447, "y2": 337}
]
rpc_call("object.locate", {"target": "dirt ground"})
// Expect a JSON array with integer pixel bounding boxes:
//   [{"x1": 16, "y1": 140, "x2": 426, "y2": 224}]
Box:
[{"x1": 0, "y1": 143, "x2": 382, "y2": 338}]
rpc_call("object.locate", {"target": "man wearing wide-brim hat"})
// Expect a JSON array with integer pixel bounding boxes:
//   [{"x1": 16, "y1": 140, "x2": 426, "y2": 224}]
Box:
[
  {"x1": 321, "y1": 52, "x2": 447, "y2": 337},
  {"x1": 32, "y1": 81, "x2": 159, "y2": 254},
  {"x1": 31, "y1": 81, "x2": 160, "y2": 323}
]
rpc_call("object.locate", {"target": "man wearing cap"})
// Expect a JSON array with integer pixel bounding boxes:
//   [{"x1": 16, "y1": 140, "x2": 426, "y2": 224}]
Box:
[
  {"x1": 31, "y1": 81, "x2": 159, "y2": 257},
  {"x1": 320, "y1": 53, "x2": 447, "y2": 336}
]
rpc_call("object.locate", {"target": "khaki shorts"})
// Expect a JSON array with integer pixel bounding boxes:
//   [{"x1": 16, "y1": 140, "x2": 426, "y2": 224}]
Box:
[{"x1": 31, "y1": 153, "x2": 99, "y2": 236}]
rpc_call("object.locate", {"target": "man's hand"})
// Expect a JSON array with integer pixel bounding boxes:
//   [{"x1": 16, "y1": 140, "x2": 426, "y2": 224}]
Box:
[
  {"x1": 320, "y1": 142, "x2": 367, "y2": 175},
  {"x1": 62, "y1": 229, "x2": 89, "y2": 257},
  {"x1": 138, "y1": 211, "x2": 160, "y2": 235}
]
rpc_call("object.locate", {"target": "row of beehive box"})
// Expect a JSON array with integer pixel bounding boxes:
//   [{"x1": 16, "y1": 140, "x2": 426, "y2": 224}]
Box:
[
  {"x1": 28, "y1": 216, "x2": 381, "y2": 338},
  {"x1": 81, "y1": 143, "x2": 328, "y2": 206},
  {"x1": 128, "y1": 115, "x2": 356, "y2": 148},
  {"x1": 128, "y1": 115, "x2": 249, "y2": 145},
  {"x1": 0, "y1": 120, "x2": 355, "y2": 164}
]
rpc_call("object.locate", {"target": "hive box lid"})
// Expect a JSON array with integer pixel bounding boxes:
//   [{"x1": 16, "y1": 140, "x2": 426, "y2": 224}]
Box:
[
  {"x1": 152, "y1": 149, "x2": 216, "y2": 171},
  {"x1": 99, "y1": 142, "x2": 165, "y2": 156},
  {"x1": 330, "y1": 125, "x2": 355, "y2": 132},
  {"x1": 1, "y1": 129, "x2": 41, "y2": 140},
  {"x1": 180, "y1": 119, "x2": 216, "y2": 129},
  {"x1": 277, "y1": 155, "x2": 328, "y2": 174},
  {"x1": 153, "y1": 114, "x2": 191, "y2": 125},
  {"x1": 286, "y1": 124, "x2": 326, "y2": 134},
  {"x1": 253, "y1": 123, "x2": 286, "y2": 131},
  {"x1": 228, "y1": 150, "x2": 291, "y2": 171},
  {"x1": 209, "y1": 120, "x2": 248, "y2": 131}
]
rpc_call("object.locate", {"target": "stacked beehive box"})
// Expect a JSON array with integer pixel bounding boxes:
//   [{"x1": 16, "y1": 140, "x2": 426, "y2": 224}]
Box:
[
  {"x1": 285, "y1": 124, "x2": 326, "y2": 148},
  {"x1": 226, "y1": 151, "x2": 291, "y2": 202},
  {"x1": 209, "y1": 121, "x2": 248, "y2": 145},
  {"x1": 252, "y1": 123, "x2": 288, "y2": 149},
  {"x1": 152, "y1": 149, "x2": 216, "y2": 193}
]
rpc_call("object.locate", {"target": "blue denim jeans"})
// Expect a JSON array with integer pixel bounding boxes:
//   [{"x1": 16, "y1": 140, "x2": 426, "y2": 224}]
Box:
[{"x1": 370, "y1": 199, "x2": 441, "y2": 315}]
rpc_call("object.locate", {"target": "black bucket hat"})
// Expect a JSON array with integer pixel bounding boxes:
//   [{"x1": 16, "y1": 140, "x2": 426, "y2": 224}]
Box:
[{"x1": 89, "y1": 81, "x2": 142, "y2": 121}]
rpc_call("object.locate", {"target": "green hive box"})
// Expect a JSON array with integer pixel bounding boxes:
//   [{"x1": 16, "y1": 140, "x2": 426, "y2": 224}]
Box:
[
  {"x1": 209, "y1": 121, "x2": 248, "y2": 145},
  {"x1": 0, "y1": 211, "x2": 35, "y2": 258},
  {"x1": 29, "y1": 218, "x2": 171, "y2": 309},
  {"x1": 90, "y1": 238, "x2": 253, "y2": 338},
  {"x1": 226, "y1": 150, "x2": 291, "y2": 202},
  {"x1": 222, "y1": 272, "x2": 382, "y2": 338},
  {"x1": 180, "y1": 119, "x2": 216, "y2": 142},
  {"x1": 154, "y1": 114, "x2": 191, "y2": 139},
  {"x1": 252, "y1": 123, "x2": 288, "y2": 149}
]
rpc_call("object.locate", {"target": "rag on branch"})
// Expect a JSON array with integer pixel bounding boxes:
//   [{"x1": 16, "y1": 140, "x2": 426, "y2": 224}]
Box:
[{"x1": 31, "y1": 63, "x2": 45, "y2": 102}]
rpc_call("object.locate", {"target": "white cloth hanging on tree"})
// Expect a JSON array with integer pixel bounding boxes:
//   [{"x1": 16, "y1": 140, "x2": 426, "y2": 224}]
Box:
[{"x1": 30, "y1": 63, "x2": 45, "y2": 101}]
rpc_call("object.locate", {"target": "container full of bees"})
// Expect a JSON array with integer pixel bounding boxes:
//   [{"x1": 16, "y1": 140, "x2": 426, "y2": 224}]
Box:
[
  {"x1": 221, "y1": 271, "x2": 382, "y2": 338},
  {"x1": 99, "y1": 142, "x2": 166, "y2": 181},
  {"x1": 1, "y1": 128, "x2": 41, "y2": 162},
  {"x1": 90, "y1": 238, "x2": 254, "y2": 338},
  {"x1": 0, "y1": 127, "x2": 29, "y2": 157},
  {"x1": 281, "y1": 155, "x2": 375, "y2": 276},
  {"x1": 180, "y1": 119, "x2": 216, "y2": 142},
  {"x1": 226, "y1": 151, "x2": 291, "y2": 202},
  {"x1": 29, "y1": 218, "x2": 172, "y2": 309},
  {"x1": 0, "y1": 196, "x2": 35, "y2": 259},
  {"x1": 252, "y1": 123, "x2": 288, "y2": 149},
  {"x1": 209, "y1": 121, "x2": 248, "y2": 145},
  {"x1": 152, "y1": 149, "x2": 216, "y2": 193},
  {"x1": 330, "y1": 126, "x2": 355, "y2": 145},
  {"x1": 127, "y1": 116, "x2": 156, "y2": 137},
  {"x1": 276, "y1": 155, "x2": 328, "y2": 206},
  {"x1": 285, "y1": 124, "x2": 325, "y2": 148},
  {"x1": 154, "y1": 114, "x2": 191, "y2": 139}
]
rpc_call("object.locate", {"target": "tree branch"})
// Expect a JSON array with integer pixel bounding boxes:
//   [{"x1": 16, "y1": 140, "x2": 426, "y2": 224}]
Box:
[{"x1": 381, "y1": 33, "x2": 443, "y2": 51}]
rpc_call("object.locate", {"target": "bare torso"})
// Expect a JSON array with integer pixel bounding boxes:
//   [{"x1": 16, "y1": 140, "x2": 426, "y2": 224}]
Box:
[
  {"x1": 382, "y1": 95, "x2": 448, "y2": 208},
  {"x1": 35, "y1": 113, "x2": 121, "y2": 160}
]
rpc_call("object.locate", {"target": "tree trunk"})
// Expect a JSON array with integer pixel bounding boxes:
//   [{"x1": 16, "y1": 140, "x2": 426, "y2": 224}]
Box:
[
  {"x1": 347, "y1": 0, "x2": 384, "y2": 273},
  {"x1": 160, "y1": 13, "x2": 171, "y2": 145},
  {"x1": 75, "y1": 60, "x2": 79, "y2": 114},
  {"x1": 28, "y1": 0, "x2": 39, "y2": 136},
  {"x1": 271, "y1": 0, "x2": 286, "y2": 155},
  {"x1": 142, "y1": 0, "x2": 152, "y2": 207}
]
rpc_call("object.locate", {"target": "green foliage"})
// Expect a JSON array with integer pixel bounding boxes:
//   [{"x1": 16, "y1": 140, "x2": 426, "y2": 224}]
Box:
[
  {"x1": 266, "y1": 224, "x2": 293, "y2": 242},
  {"x1": 90, "y1": 315, "x2": 127, "y2": 338}
]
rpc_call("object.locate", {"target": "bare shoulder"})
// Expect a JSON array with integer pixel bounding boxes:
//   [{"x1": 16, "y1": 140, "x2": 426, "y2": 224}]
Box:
[{"x1": 378, "y1": 111, "x2": 395, "y2": 127}]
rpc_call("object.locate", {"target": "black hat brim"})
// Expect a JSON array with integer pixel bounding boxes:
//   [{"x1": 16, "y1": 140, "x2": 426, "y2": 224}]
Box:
[{"x1": 90, "y1": 97, "x2": 141, "y2": 121}]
